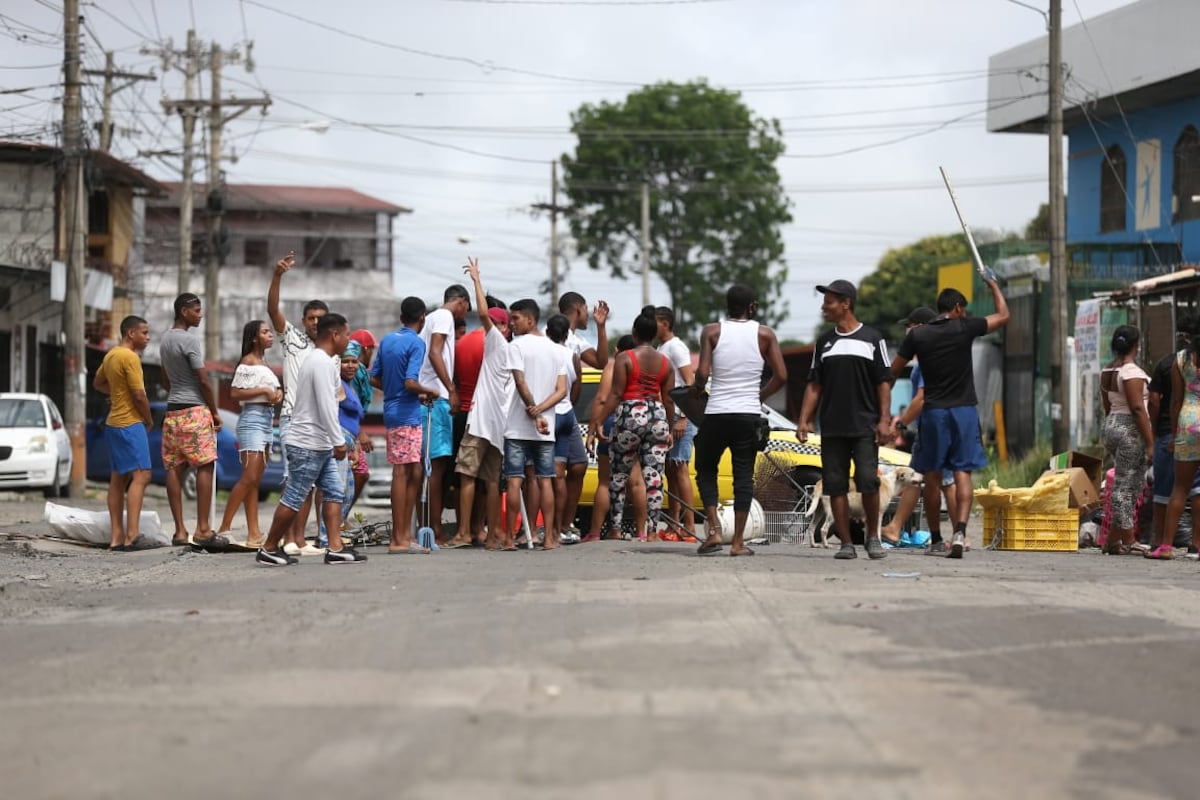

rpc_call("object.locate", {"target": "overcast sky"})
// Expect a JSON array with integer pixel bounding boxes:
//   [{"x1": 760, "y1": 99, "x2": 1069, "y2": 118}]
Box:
[{"x1": 4, "y1": 0, "x2": 1134, "y2": 340}]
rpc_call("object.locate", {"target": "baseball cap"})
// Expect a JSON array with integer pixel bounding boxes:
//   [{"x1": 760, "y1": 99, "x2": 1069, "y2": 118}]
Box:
[
  {"x1": 487, "y1": 307, "x2": 509, "y2": 326},
  {"x1": 899, "y1": 307, "x2": 937, "y2": 326},
  {"x1": 816, "y1": 280, "x2": 857, "y2": 303},
  {"x1": 349, "y1": 329, "x2": 377, "y2": 348}
]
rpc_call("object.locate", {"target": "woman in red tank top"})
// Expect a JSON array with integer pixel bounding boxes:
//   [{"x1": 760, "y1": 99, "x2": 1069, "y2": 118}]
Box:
[{"x1": 593, "y1": 309, "x2": 677, "y2": 539}]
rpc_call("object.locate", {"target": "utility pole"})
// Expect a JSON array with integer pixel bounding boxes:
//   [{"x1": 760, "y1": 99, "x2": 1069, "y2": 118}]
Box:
[
  {"x1": 162, "y1": 40, "x2": 268, "y2": 359},
  {"x1": 62, "y1": 0, "x2": 88, "y2": 496},
  {"x1": 549, "y1": 160, "x2": 559, "y2": 307},
  {"x1": 641, "y1": 183, "x2": 651, "y2": 307},
  {"x1": 204, "y1": 44, "x2": 223, "y2": 361},
  {"x1": 83, "y1": 51, "x2": 154, "y2": 152},
  {"x1": 530, "y1": 159, "x2": 569, "y2": 307},
  {"x1": 1048, "y1": 0, "x2": 1069, "y2": 451}
]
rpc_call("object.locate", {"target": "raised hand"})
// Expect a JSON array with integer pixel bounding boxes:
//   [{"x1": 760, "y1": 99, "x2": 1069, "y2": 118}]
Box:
[{"x1": 274, "y1": 251, "x2": 296, "y2": 276}]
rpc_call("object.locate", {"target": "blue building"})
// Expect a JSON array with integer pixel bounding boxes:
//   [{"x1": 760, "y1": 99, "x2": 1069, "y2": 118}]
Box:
[{"x1": 989, "y1": 0, "x2": 1200, "y2": 277}]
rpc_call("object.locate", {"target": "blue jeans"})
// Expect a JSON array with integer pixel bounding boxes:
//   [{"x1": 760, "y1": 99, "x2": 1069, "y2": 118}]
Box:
[
  {"x1": 504, "y1": 439, "x2": 555, "y2": 480},
  {"x1": 667, "y1": 419, "x2": 697, "y2": 463},
  {"x1": 280, "y1": 445, "x2": 345, "y2": 511}
]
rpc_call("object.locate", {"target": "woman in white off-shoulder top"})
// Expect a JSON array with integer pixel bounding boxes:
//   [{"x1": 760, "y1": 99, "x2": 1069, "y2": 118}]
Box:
[{"x1": 216, "y1": 320, "x2": 282, "y2": 546}]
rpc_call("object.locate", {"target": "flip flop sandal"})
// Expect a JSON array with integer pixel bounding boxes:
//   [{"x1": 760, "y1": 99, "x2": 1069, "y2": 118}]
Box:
[
  {"x1": 697, "y1": 542, "x2": 723, "y2": 556},
  {"x1": 191, "y1": 533, "x2": 231, "y2": 550},
  {"x1": 731, "y1": 548, "x2": 755, "y2": 557},
  {"x1": 171, "y1": 536, "x2": 190, "y2": 547}
]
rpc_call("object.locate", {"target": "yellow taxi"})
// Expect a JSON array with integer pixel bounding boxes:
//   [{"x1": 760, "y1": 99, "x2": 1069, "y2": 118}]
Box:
[{"x1": 572, "y1": 367, "x2": 911, "y2": 516}]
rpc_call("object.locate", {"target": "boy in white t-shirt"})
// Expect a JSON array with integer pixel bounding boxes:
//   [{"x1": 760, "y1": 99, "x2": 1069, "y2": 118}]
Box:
[
  {"x1": 418, "y1": 283, "x2": 471, "y2": 544},
  {"x1": 503, "y1": 299, "x2": 567, "y2": 550},
  {"x1": 453, "y1": 258, "x2": 514, "y2": 549},
  {"x1": 656, "y1": 306, "x2": 698, "y2": 538}
]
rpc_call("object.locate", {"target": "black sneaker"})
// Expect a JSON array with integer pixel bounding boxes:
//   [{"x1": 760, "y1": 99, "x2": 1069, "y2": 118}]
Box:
[
  {"x1": 834, "y1": 542, "x2": 857, "y2": 560},
  {"x1": 256, "y1": 548, "x2": 298, "y2": 567},
  {"x1": 864, "y1": 537, "x2": 887, "y2": 560},
  {"x1": 324, "y1": 547, "x2": 368, "y2": 565},
  {"x1": 926, "y1": 540, "x2": 949, "y2": 556},
  {"x1": 948, "y1": 532, "x2": 966, "y2": 559}
]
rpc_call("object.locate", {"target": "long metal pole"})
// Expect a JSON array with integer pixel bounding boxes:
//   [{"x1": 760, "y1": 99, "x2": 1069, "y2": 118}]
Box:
[
  {"x1": 204, "y1": 45, "x2": 222, "y2": 360},
  {"x1": 1049, "y1": 0, "x2": 1069, "y2": 451},
  {"x1": 62, "y1": 0, "x2": 88, "y2": 497},
  {"x1": 177, "y1": 30, "x2": 197, "y2": 297}
]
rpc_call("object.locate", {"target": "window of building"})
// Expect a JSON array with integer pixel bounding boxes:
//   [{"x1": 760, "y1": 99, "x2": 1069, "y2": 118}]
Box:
[
  {"x1": 1100, "y1": 144, "x2": 1127, "y2": 233},
  {"x1": 1173, "y1": 125, "x2": 1200, "y2": 222},
  {"x1": 303, "y1": 236, "x2": 342, "y2": 268},
  {"x1": 243, "y1": 238, "x2": 269, "y2": 267},
  {"x1": 88, "y1": 190, "x2": 109, "y2": 235}
]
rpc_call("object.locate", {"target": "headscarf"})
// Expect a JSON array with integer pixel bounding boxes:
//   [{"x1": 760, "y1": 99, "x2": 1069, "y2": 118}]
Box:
[
  {"x1": 343, "y1": 340, "x2": 363, "y2": 360},
  {"x1": 344, "y1": 339, "x2": 373, "y2": 408}
]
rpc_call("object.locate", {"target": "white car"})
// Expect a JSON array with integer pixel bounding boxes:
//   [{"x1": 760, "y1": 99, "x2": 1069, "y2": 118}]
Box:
[{"x1": 0, "y1": 393, "x2": 72, "y2": 497}]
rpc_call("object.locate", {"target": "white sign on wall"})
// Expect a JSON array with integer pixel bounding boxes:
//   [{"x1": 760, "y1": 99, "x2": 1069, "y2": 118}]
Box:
[
  {"x1": 1074, "y1": 298, "x2": 1102, "y2": 373},
  {"x1": 1136, "y1": 138, "x2": 1162, "y2": 231}
]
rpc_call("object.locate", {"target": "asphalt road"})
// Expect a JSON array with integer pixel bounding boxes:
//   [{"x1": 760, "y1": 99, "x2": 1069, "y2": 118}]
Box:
[{"x1": 1, "y1": 487, "x2": 1198, "y2": 799}]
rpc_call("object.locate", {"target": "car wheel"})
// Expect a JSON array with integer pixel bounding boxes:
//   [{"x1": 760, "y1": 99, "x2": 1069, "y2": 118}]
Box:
[
  {"x1": 43, "y1": 460, "x2": 66, "y2": 498},
  {"x1": 183, "y1": 469, "x2": 197, "y2": 500}
]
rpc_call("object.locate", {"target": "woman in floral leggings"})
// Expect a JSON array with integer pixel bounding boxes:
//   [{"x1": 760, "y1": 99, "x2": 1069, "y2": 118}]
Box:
[
  {"x1": 592, "y1": 309, "x2": 677, "y2": 538},
  {"x1": 1163, "y1": 333, "x2": 1200, "y2": 559},
  {"x1": 1100, "y1": 325, "x2": 1154, "y2": 555}
]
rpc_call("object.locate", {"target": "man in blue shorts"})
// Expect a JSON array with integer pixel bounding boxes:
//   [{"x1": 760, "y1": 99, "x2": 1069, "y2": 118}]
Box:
[{"x1": 890, "y1": 274, "x2": 1009, "y2": 558}]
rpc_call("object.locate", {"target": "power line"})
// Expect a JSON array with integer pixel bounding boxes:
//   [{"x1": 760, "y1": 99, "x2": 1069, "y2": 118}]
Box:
[{"x1": 444, "y1": 0, "x2": 728, "y2": 4}]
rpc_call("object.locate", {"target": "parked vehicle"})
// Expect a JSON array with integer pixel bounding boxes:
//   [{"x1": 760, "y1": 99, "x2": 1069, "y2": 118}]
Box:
[
  {"x1": 0, "y1": 393, "x2": 72, "y2": 497},
  {"x1": 86, "y1": 403, "x2": 285, "y2": 501}
]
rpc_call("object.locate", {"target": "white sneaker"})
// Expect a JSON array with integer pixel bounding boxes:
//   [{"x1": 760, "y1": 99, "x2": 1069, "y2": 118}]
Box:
[
  {"x1": 300, "y1": 543, "x2": 326, "y2": 556},
  {"x1": 282, "y1": 542, "x2": 302, "y2": 557}
]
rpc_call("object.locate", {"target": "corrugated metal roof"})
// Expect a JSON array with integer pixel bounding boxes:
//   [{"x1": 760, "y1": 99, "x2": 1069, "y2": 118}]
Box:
[
  {"x1": 0, "y1": 141, "x2": 166, "y2": 194},
  {"x1": 157, "y1": 181, "x2": 411, "y2": 215}
]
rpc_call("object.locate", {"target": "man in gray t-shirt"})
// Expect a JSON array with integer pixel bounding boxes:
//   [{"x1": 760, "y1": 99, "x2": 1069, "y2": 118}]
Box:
[{"x1": 159, "y1": 293, "x2": 224, "y2": 548}]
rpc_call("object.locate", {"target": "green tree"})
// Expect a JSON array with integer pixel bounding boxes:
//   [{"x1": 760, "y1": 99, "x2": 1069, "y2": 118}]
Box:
[
  {"x1": 1025, "y1": 202, "x2": 1050, "y2": 241},
  {"x1": 851, "y1": 233, "x2": 969, "y2": 342},
  {"x1": 561, "y1": 81, "x2": 791, "y2": 342}
]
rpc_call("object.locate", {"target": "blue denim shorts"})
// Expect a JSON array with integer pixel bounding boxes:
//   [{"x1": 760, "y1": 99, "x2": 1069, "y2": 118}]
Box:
[
  {"x1": 554, "y1": 410, "x2": 588, "y2": 465},
  {"x1": 280, "y1": 445, "x2": 345, "y2": 511},
  {"x1": 504, "y1": 439, "x2": 555, "y2": 480},
  {"x1": 107, "y1": 423, "x2": 150, "y2": 475},
  {"x1": 667, "y1": 418, "x2": 697, "y2": 463},
  {"x1": 237, "y1": 403, "x2": 274, "y2": 454},
  {"x1": 596, "y1": 415, "x2": 614, "y2": 458},
  {"x1": 911, "y1": 406, "x2": 989, "y2": 474},
  {"x1": 422, "y1": 398, "x2": 453, "y2": 459}
]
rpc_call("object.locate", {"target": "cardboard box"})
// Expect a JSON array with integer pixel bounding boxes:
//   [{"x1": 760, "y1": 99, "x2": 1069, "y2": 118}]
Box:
[
  {"x1": 1049, "y1": 451, "x2": 1103, "y2": 492},
  {"x1": 1040, "y1": 467, "x2": 1101, "y2": 515}
]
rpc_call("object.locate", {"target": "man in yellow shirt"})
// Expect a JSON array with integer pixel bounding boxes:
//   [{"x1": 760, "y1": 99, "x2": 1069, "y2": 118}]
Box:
[{"x1": 94, "y1": 316, "x2": 153, "y2": 551}]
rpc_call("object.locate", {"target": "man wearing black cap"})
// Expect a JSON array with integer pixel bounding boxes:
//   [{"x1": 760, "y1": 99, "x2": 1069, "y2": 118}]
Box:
[
  {"x1": 797, "y1": 280, "x2": 893, "y2": 560},
  {"x1": 890, "y1": 276, "x2": 1009, "y2": 558}
]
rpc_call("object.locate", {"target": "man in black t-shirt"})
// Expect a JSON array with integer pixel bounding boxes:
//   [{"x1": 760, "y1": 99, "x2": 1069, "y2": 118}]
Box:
[
  {"x1": 1149, "y1": 317, "x2": 1197, "y2": 554},
  {"x1": 798, "y1": 280, "x2": 893, "y2": 561},
  {"x1": 890, "y1": 275, "x2": 1009, "y2": 558}
]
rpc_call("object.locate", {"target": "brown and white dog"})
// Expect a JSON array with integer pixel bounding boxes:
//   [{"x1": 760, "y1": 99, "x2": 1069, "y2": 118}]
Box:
[{"x1": 804, "y1": 466, "x2": 916, "y2": 547}]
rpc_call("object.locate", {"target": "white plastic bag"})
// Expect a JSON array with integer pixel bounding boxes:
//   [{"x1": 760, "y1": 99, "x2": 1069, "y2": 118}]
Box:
[{"x1": 43, "y1": 501, "x2": 168, "y2": 548}]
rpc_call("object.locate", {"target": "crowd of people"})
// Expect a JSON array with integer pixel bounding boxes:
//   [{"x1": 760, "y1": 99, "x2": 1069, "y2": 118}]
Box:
[
  {"x1": 93, "y1": 255, "x2": 797, "y2": 563},
  {"x1": 101, "y1": 254, "x2": 1200, "y2": 564}
]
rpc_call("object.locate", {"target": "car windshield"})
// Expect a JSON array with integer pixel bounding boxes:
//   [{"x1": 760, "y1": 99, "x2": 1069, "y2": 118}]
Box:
[
  {"x1": 0, "y1": 399, "x2": 45, "y2": 428},
  {"x1": 762, "y1": 404, "x2": 795, "y2": 431}
]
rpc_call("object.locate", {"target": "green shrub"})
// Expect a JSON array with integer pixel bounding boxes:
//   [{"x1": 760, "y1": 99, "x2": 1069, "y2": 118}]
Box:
[{"x1": 975, "y1": 441, "x2": 1055, "y2": 489}]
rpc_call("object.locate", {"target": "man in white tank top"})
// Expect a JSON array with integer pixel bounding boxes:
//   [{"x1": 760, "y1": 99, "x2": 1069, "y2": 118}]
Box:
[{"x1": 692, "y1": 284, "x2": 787, "y2": 556}]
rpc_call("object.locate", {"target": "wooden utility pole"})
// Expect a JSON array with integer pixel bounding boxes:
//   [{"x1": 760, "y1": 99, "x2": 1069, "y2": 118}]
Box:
[
  {"x1": 641, "y1": 183, "x2": 651, "y2": 307},
  {"x1": 179, "y1": 31, "x2": 198, "y2": 297},
  {"x1": 204, "y1": 44, "x2": 224, "y2": 361},
  {"x1": 530, "y1": 160, "x2": 569, "y2": 307},
  {"x1": 1048, "y1": 0, "x2": 1069, "y2": 451},
  {"x1": 62, "y1": 0, "x2": 88, "y2": 496},
  {"x1": 549, "y1": 160, "x2": 559, "y2": 307},
  {"x1": 83, "y1": 51, "x2": 155, "y2": 152},
  {"x1": 162, "y1": 41, "x2": 268, "y2": 359}
]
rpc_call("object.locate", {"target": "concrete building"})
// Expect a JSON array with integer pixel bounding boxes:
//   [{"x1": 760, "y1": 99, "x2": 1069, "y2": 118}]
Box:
[
  {"x1": 986, "y1": 0, "x2": 1200, "y2": 449},
  {"x1": 141, "y1": 183, "x2": 412, "y2": 362},
  {"x1": 0, "y1": 141, "x2": 164, "y2": 405}
]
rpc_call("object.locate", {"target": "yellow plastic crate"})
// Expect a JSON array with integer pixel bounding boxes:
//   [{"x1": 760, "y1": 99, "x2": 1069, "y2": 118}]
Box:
[{"x1": 982, "y1": 507, "x2": 1078, "y2": 552}]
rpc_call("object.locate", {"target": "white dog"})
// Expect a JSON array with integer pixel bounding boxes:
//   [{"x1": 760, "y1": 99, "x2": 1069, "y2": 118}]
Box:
[{"x1": 804, "y1": 466, "x2": 915, "y2": 547}]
